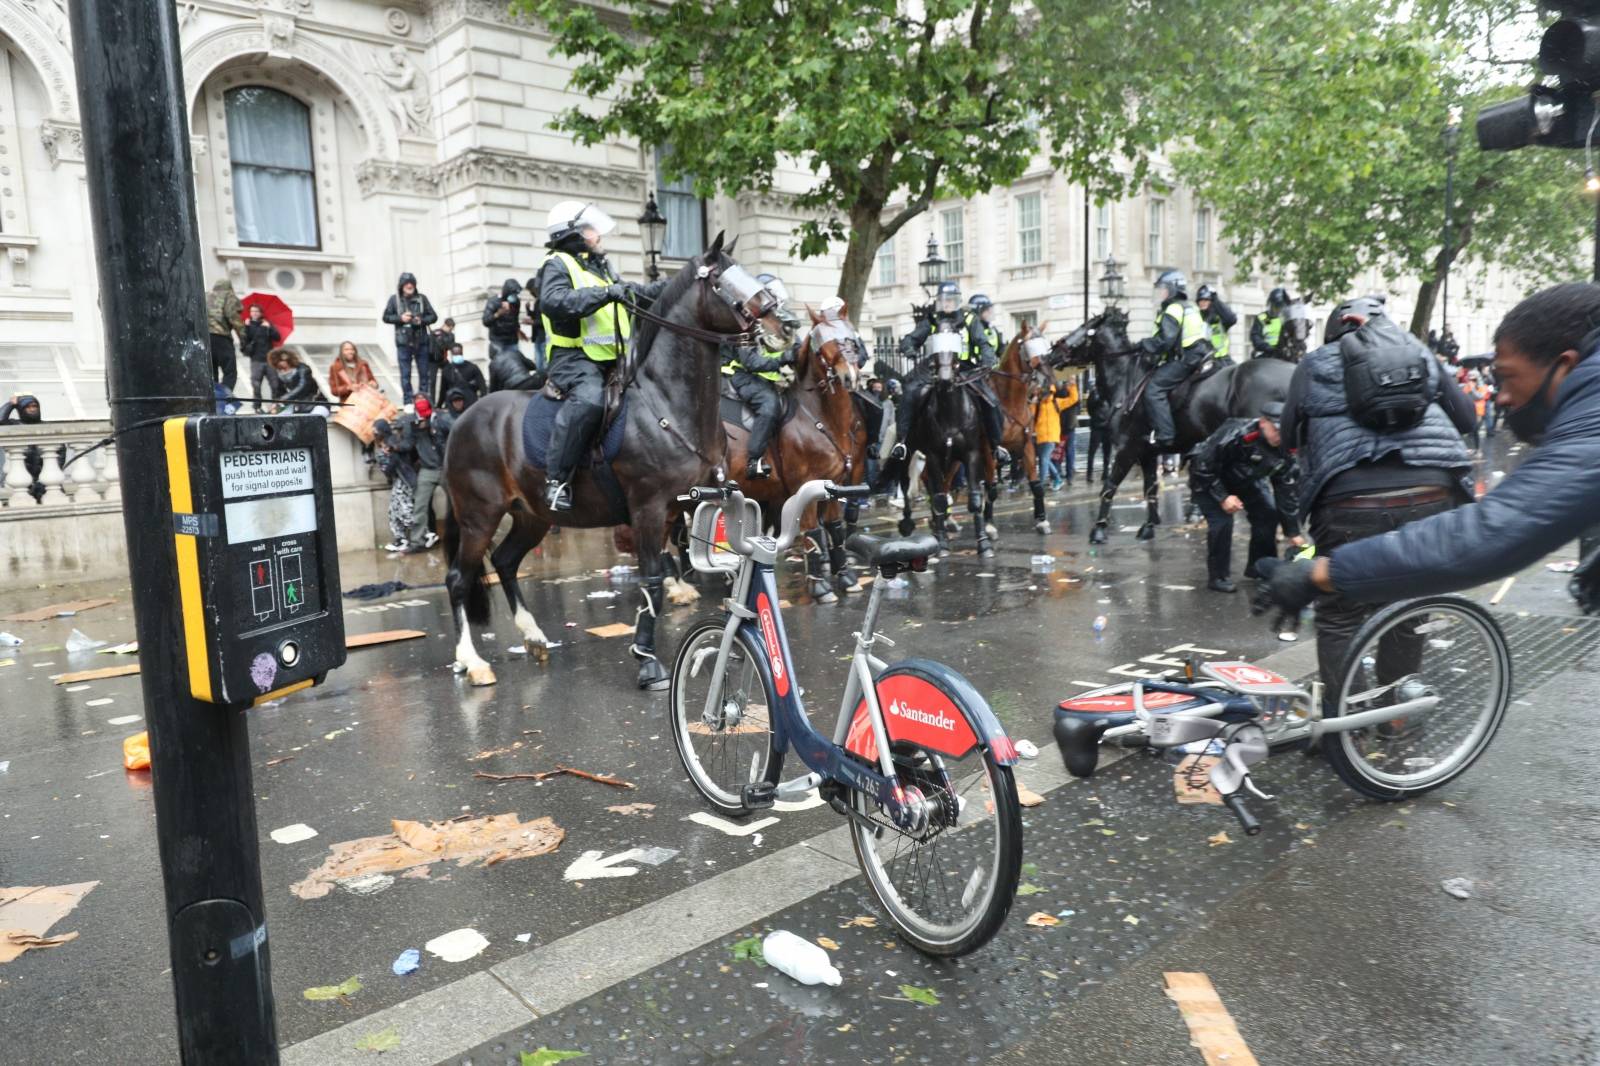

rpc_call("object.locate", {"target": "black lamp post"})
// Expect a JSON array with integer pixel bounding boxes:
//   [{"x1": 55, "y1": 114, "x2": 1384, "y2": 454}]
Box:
[
  {"x1": 1440, "y1": 106, "x2": 1462, "y2": 338},
  {"x1": 917, "y1": 234, "x2": 947, "y2": 296},
  {"x1": 638, "y1": 192, "x2": 667, "y2": 281},
  {"x1": 1099, "y1": 254, "x2": 1126, "y2": 307}
]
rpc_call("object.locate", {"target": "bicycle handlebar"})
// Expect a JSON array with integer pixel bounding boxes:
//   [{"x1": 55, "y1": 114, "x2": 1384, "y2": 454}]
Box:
[
  {"x1": 1222, "y1": 792, "x2": 1261, "y2": 836},
  {"x1": 679, "y1": 480, "x2": 863, "y2": 558}
]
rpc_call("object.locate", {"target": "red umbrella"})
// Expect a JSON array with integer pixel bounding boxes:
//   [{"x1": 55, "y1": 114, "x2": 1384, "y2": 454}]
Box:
[{"x1": 242, "y1": 292, "x2": 295, "y2": 344}]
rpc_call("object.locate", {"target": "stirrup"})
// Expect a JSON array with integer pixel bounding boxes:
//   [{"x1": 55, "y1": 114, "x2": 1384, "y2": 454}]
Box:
[
  {"x1": 545, "y1": 479, "x2": 573, "y2": 512},
  {"x1": 994, "y1": 445, "x2": 1012, "y2": 464},
  {"x1": 745, "y1": 458, "x2": 772, "y2": 480},
  {"x1": 890, "y1": 442, "x2": 908, "y2": 461}
]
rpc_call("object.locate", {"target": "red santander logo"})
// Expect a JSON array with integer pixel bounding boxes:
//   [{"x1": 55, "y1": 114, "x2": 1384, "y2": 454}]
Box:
[{"x1": 756, "y1": 593, "x2": 789, "y2": 697}]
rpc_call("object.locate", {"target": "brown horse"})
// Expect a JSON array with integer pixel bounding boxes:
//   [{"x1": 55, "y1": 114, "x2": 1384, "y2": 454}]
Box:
[
  {"x1": 439, "y1": 233, "x2": 792, "y2": 689},
  {"x1": 721, "y1": 307, "x2": 868, "y2": 603}
]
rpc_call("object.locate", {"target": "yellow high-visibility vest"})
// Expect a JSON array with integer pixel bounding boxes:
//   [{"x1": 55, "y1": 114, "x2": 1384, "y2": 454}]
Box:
[{"x1": 541, "y1": 251, "x2": 630, "y2": 362}]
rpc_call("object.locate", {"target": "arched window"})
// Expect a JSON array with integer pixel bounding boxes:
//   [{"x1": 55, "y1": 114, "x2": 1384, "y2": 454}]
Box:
[{"x1": 224, "y1": 86, "x2": 318, "y2": 248}]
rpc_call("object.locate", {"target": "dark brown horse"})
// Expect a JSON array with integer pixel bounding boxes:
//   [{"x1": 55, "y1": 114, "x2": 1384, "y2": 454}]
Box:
[
  {"x1": 439, "y1": 233, "x2": 792, "y2": 689},
  {"x1": 721, "y1": 308, "x2": 869, "y2": 603}
]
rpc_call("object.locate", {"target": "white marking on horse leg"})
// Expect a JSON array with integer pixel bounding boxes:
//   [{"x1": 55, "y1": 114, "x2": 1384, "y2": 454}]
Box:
[
  {"x1": 453, "y1": 606, "x2": 496, "y2": 685},
  {"x1": 513, "y1": 605, "x2": 549, "y2": 647}
]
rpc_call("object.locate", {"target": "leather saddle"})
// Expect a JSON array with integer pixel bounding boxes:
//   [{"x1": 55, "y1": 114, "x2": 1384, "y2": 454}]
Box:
[
  {"x1": 1124, "y1": 356, "x2": 1226, "y2": 417},
  {"x1": 717, "y1": 376, "x2": 799, "y2": 433},
  {"x1": 540, "y1": 350, "x2": 631, "y2": 450}
]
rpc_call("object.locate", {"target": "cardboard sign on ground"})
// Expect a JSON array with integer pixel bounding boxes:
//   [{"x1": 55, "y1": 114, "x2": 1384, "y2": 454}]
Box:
[
  {"x1": 0, "y1": 882, "x2": 99, "y2": 963},
  {"x1": 1174, "y1": 754, "x2": 1224, "y2": 806},
  {"x1": 1, "y1": 598, "x2": 117, "y2": 623}
]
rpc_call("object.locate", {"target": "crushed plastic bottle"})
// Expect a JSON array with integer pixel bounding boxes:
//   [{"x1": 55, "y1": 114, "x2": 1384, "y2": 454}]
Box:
[
  {"x1": 0, "y1": 631, "x2": 22, "y2": 646},
  {"x1": 1030, "y1": 554, "x2": 1056, "y2": 571},
  {"x1": 1092, "y1": 615, "x2": 1108, "y2": 636},
  {"x1": 65, "y1": 628, "x2": 106, "y2": 653},
  {"x1": 761, "y1": 930, "x2": 842, "y2": 987}
]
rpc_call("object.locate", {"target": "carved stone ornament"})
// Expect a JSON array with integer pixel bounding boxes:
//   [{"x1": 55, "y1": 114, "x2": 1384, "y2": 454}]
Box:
[
  {"x1": 39, "y1": 120, "x2": 83, "y2": 167},
  {"x1": 355, "y1": 158, "x2": 439, "y2": 198},
  {"x1": 433, "y1": 149, "x2": 646, "y2": 199},
  {"x1": 262, "y1": 11, "x2": 296, "y2": 57},
  {"x1": 383, "y1": 7, "x2": 412, "y2": 36}
]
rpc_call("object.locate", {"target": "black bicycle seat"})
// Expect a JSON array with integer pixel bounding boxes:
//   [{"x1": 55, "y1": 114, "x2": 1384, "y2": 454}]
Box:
[{"x1": 846, "y1": 532, "x2": 939, "y2": 567}]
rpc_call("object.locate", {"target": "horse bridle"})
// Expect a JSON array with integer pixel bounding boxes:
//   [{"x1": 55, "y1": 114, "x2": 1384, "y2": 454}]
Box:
[
  {"x1": 804, "y1": 321, "x2": 864, "y2": 396},
  {"x1": 621, "y1": 258, "x2": 784, "y2": 351}
]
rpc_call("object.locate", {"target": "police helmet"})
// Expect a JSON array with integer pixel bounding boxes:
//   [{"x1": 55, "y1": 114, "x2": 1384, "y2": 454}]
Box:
[
  {"x1": 1195, "y1": 283, "x2": 1217, "y2": 303},
  {"x1": 936, "y1": 280, "x2": 963, "y2": 315},
  {"x1": 1323, "y1": 294, "x2": 1388, "y2": 344},
  {"x1": 1268, "y1": 286, "x2": 1290, "y2": 308},
  {"x1": 755, "y1": 272, "x2": 792, "y2": 308},
  {"x1": 545, "y1": 201, "x2": 616, "y2": 246},
  {"x1": 968, "y1": 293, "x2": 993, "y2": 311},
  {"x1": 1154, "y1": 270, "x2": 1187, "y2": 302},
  {"x1": 1259, "y1": 400, "x2": 1285, "y2": 422}
]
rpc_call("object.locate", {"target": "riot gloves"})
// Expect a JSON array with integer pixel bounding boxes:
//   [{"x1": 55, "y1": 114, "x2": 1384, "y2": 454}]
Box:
[{"x1": 1250, "y1": 557, "x2": 1319, "y2": 627}]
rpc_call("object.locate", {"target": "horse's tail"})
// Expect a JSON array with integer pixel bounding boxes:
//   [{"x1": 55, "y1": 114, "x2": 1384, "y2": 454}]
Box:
[{"x1": 444, "y1": 508, "x2": 491, "y2": 626}]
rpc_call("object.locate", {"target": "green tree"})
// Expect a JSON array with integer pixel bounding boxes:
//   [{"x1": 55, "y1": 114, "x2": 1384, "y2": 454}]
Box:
[
  {"x1": 524, "y1": 0, "x2": 1246, "y2": 317},
  {"x1": 1175, "y1": 5, "x2": 1588, "y2": 336}
]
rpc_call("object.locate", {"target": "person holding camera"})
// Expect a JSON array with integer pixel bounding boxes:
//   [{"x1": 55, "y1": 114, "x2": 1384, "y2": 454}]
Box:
[{"x1": 381, "y1": 271, "x2": 438, "y2": 405}]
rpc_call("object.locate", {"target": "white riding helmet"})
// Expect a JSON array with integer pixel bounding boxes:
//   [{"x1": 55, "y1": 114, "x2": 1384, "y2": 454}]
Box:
[{"x1": 546, "y1": 201, "x2": 617, "y2": 244}]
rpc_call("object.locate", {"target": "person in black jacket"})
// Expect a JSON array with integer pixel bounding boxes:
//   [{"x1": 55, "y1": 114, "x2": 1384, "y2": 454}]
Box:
[
  {"x1": 430, "y1": 317, "x2": 457, "y2": 378},
  {"x1": 432, "y1": 386, "x2": 473, "y2": 449},
  {"x1": 267, "y1": 349, "x2": 329, "y2": 414},
  {"x1": 397, "y1": 396, "x2": 445, "y2": 552},
  {"x1": 381, "y1": 272, "x2": 437, "y2": 405},
  {"x1": 1189, "y1": 403, "x2": 1303, "y2": 593},
  {"x1": 0, "y1": 393, "x2": 47, "y2": 502},
  {"x1": 720, "y1": 338, "x2": 793, "y2": 479},
  {"x1": 434, "y1": 344, "x2": 487, "y2": 405},
  {"x1": 483, "y1": 279, "x2": 524, "y2": 361},
  {"x1": 888, "y1": 281, "x2": 1008, "y2": 466},
  {"x1": 523, "y1": 277, "x2": 547, "y2": 370},
  {"x1": 239, "y1": 303, "x2": 283, "y2": 412}
]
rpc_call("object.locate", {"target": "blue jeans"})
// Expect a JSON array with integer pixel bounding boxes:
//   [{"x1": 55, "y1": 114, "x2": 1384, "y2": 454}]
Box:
[
  {"x1": 1060, "y1": 431, "x2": 1076, "y2": 481},
  {"x1": 397, "y1": 342, "x2": 429, "y2": 404},
  {"x1": 1037, "y1": 442, "x2": 1059, "y2": 484}
]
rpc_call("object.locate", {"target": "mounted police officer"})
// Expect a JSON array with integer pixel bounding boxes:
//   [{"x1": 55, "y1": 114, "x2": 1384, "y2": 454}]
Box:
[
  {"x1": 537, "y1": 201, "x2": 668, "y2": 511},
  {"x1": 889, "y1": 280, "x2": 1010, "y2": 464},
  {"x1": 1196, "y1": 283, "x2": 1237, "y2": 363},
  {"x1": 722, "y1": 272, "x2": 800, "y2": 480},
  {"x1": 967, "y1": 293, "x2": 1003, "y2": 363},
  {"x1": 1251, "y1": 287, "x2": 1292, "y2": 359},
  {"x1": 1140, "y1": 269, "x2": 1211, "y2": 451}
]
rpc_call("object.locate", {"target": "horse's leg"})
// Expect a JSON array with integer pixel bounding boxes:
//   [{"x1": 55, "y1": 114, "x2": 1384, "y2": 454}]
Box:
[
  {"x1": 800, "y1": 503, "x2": 837, "y2": 605},
  {"x1": 1136, "y1": 450, "x2": 1160, "y2": 540},
  {"x1": 941, "y1": 463, "x2": 961, "y2": 535},
  {"x1": 897, "y1": 461, "x2": 917, "y2": 537},
  {"x1": 661, "y1": 516, "x2": 702, "y2": 606},
  {"x1": 1090, "y1": 447, "x2": 1137, "y2": 545},
  {"x1": 825, "y1": 500, "x2": 857, "y2": 594},
  {"x1": 446, "y1": 510, "x2": 500, "y2": 687},
  {"x1": 490, "y1": 512, "x2": 552, "y2": 664},
  {"x1": 970, "y1": 452, "x2": 995, "y2": 559},
  {"x1": 629, "y1": 509, "x2": 672, "y2": 691}
]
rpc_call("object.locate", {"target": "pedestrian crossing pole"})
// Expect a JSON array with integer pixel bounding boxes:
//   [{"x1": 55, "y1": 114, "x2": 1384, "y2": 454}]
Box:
[{"x1": 66, "y1": 0, "x2": 279, "y2": 1060}]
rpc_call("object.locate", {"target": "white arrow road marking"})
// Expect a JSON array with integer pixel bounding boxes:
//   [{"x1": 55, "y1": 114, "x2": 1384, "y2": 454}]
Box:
[
  {"x1": 563, "y1": 848, "x2": 645, "y2": 881},
  {"x1": 688, "y1": 812, "x2": 780, "y2": 837},
  {"x1": 773, "y1": 789, "x2": 825, "y2": 812}
]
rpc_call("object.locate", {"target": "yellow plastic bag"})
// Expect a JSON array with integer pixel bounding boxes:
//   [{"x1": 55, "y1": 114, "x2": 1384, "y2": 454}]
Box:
[{"x1": 122, "y1": 731, "x2": 150, "y2": 771}]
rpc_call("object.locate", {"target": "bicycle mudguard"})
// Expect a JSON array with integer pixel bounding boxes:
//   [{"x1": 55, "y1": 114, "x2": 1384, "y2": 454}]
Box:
[
  {"x1": 1053, "y1": 685, "x2": 1213, "y2": 779},
  {"x1": 844, "y1": 658, "x2": 1019, "y2": 765}
]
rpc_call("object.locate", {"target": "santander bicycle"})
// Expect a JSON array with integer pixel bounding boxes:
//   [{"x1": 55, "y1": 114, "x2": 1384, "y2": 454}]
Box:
[{"x1": 669, "y1": 478, "x2": 1023, "y2": 956}]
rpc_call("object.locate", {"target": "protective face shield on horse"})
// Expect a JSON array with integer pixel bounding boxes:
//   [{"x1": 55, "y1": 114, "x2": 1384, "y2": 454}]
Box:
[
  {"x1": 809, "y1": 318, "x2": 863, "y2": 389},
  {"x1": 925, "y1": 332, "x2": 964, "y2": 381},
  {"x1": 702, "y1": 260, "x2": 789, "y2": 351}
]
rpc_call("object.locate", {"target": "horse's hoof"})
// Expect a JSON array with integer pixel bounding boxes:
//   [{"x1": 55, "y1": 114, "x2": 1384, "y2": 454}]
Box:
[
  {"x1": 467, "y1": 663, "x2": 497, "y2": 687},
  {"x1": 816, "y1": 590, "x2": 839, "y2": 605},
  {"x1": 1089, "y1": 525, "x2": 1108, "y2": 545},
  {"x1": 985, "y1": 523, "x2": 999, "y2": 538},
  {"x1": 665, "y1": 576, "x2": 700, "y2": 606},
  {"x1": 1136, "y1": 523, "x2": 1156, "y2": 541},
  {"x1": 979, "y1": 546, "x2": 996, "y2": 559},
  {"x1": 897, "y1": 517, "x2": 916, "y2": 537},
  {"x1": 1035, "y1": 520, "x2": 1051, "y2": 534},
  {"x1": 637, "y1": 659, "x2": 669, "y2": 690},
  {"x1": 527, "y1": 641, "x2": 550, "y2": 665},
  {"x1": 834, "y1": 570, "x2": 858, "y2": 594}
]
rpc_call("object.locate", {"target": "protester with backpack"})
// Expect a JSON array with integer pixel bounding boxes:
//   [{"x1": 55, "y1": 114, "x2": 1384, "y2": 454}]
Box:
[{"x1": 1274, "y1": 294, "x2": 1477, "y2": 710}]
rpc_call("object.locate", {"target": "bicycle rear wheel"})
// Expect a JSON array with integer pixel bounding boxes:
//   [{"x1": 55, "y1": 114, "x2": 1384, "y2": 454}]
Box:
[
  {"x1": 849, "y1": 738, "x2": 1023, "y2": 957},
  {"x1": 669, "y1": 618, "x2": 781, "y2": 816},
  {"x1": 1325, "y1": 595, "x2": 1510, "y2": 800}
]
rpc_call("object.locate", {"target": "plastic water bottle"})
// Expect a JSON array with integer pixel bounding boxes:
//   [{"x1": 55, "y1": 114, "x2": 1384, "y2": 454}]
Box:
[
  {"x1": 1092, "y1": 615, "x2": 1108, "y2": 636},
  {"x1": 761, "y1": 930, "x2": 842, "y2": 987}
]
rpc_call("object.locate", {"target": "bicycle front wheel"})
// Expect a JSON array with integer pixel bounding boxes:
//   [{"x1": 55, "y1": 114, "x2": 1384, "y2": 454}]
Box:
[
  {"x1": 1325, "y1": 595, "x2": 1511, "y2": 800},
  {"x1": 850, "y1": 738, "x2": 1023, "y2": 957},
  {"x1": 669, "y1": 618, "x2": 782, "y2": 816}
]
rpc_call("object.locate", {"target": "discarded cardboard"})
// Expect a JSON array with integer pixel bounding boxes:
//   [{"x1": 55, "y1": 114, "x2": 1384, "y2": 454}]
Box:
[
  {"x1": 0, "y1": 881, "x2": 99, "y2": 963},
  {"x1": 53, "y1": 664, "x2": 142, "y2": 685},
  {"x1": 584, "y1": 622, "x2": 635, "y2": 639},
  {"x1": 53, "y1": 629, "x2": 427, "y2": 684},
  {"x1": 290, "y1": 813, "x2": 564, "y2": 900},
  {"x1": 0, "y1": 598, "x2": 117, "y2": 623},
  {"x1": 1174, "y1": 755, "x2": 1223, "y2": 806},
  {"x1": 1164, "y1": 971, "x2": 1261, "y2": 1066}
]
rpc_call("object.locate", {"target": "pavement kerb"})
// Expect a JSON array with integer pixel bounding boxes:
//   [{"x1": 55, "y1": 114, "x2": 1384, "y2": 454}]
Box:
[{"x1": 281, "y1": 637, "x2": 1314, "y2": 1066}]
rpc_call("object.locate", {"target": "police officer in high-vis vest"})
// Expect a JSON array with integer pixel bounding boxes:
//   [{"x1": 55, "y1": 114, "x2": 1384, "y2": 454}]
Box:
[
  {"x1": 967, "y1": 293, "x2": 1003, "y2": 363},
  {"x1": 537, "y1": 201, "x2": 667, "y2": 511},
  {"x1": 1141, "y1": 269, "x2": 1211, "y2": 451},
  {"x1": 721, "y1": 272, "x2": 799, "y2": 480},
  {"x1": 1196, "y1": 284, "x2": 1237, "y2": 363},
  {"x1": 1251, "y1": 287, "x2": 1291, "y2": 359},
  {"x1": 889, "y1": 281, "x2": 1009, "y2": 465}
]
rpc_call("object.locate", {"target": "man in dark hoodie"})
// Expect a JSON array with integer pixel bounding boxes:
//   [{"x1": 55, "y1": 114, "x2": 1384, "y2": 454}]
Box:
[
  {"x1": 483, "y1": 279, "x2": 525, "y2": 364},
  {"x1": 381, "y1": 272, "x2": 437, "y2": 405},
  {"x1": 435, "y1": 343, "x2": 487, "y2": 405},
  {"x1": 0, "y1": 393, "x2": 47, "y2": 502},
  {"x1": 536, "y1": 201, "x2": 667, "y2": 512}
]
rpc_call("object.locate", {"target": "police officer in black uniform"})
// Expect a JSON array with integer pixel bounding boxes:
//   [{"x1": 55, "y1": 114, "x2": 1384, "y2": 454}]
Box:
[{"x1": 1189, "y1": 401, "x2": 1304, "y2": 593}]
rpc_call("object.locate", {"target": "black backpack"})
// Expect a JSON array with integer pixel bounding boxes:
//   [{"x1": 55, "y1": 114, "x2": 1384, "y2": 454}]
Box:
[{"x1": 1340, "y1": 316, "x2": 1432, "y2": 431}]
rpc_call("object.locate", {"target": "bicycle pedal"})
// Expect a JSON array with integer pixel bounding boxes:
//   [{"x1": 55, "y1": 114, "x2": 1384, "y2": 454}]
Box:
[{"x1": 740, "y1": 782, "x2": 777, "y2": 810}]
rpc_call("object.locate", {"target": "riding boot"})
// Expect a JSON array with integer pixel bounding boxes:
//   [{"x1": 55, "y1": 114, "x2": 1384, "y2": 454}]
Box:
[
  {"x1": 980, "y1": 400, "x2": 1010, "y2": 464},
  {"x1": 630, "y1": 575, "x2": 669, "y2": 690},
  {"x1": 546, "y1": 398, "x2": 603, "y2": 511}
]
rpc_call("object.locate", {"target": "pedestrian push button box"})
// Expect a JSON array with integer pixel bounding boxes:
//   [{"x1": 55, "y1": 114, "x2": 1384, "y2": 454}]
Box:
[{"x1": 163, "y1": 414, "x2": 346, "y2": 706}]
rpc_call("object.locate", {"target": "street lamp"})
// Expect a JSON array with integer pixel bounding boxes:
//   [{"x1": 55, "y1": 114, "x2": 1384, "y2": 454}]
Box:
[
  {"x1": 1098, "y1": 255, "x2": 1125, "y2": 306},
  {"x1": 638, "y1": 192, "x2": 667, "y2": 281},
  {"x1": 1441, "y1": 105, "x2": 1463, "y2": 339},
  {"x1": 917, "y1": 234, "x2": 946, "y2": 295}
]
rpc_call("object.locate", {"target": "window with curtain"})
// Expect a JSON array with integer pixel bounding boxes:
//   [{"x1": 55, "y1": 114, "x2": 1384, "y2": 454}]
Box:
[
  {"x1": 225, "y1": 86, "x2": 318, "y2": 249},
  {"x1": 1095, "y1": 203, "x2": 1112, "y2": 261},
  {"x1": 876, "y1": 238, "x2": 896, "y2": 286},
  {"x1": 942, "y1": 209, "x2": 965, "y2": 276},
  {"x1": 1017, "y1": 192, "x2": 1042, "y2": 264},
  {"x1": 655, "y1": 146, "x2": 705, "y2": 260},
  {"x1": 1194, "y1": 207, "x2": 1212, "y2": 271},
  {"x1": 1147, "y1": 199, "x2": 1166, "y2": 265}
]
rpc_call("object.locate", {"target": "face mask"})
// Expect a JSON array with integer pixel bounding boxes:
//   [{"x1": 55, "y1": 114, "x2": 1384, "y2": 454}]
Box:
[
  {"x1": 1504, "y1": 360, "x2": 1566, "y2": 445},
  {"x1": 451, "y1": 355, "x2": 465, "y2": 364}
]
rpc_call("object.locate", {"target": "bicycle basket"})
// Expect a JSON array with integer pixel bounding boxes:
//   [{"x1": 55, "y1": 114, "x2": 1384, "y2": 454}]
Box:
[{"x1": 688, "y1": 498, "x2": 760, "y2": 575}]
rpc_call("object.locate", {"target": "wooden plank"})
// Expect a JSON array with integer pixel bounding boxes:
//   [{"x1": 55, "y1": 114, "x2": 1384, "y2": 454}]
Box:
[
  {"x1": 1, "y1": 598, "x2": 117, "y2": 623},
  {"x1": 53, "y1": 664, "x2": 142, "y2": 685},
  {"x1": 1163, "y1": 972, "x2": 1260, "y2": 1066},
  {"x1": 54, "y1": 630, "x2": 427, "y2": 683}
]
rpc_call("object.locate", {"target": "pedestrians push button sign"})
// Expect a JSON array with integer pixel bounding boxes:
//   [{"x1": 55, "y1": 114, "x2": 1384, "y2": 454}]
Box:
[{"x1": 164, "y1": 414, "x2": 346, "y2": 706}]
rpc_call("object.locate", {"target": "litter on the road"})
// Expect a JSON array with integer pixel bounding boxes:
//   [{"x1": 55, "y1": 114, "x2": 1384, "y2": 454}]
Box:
[
  {"x1": 606, "y1": 802, "x2": 656, "y2": 816},
  {"x1": 97, "y1": 641, "x2": 138, "y2": 655},
  {"x1": 290, "y1": 812, "x2": 565, "y2": 900},
  {"x1": 1026, "y1": 912, "x2": 1061, "y2": 928},
  {"x1": 269, "y1": 824, "x2": 319, "y2": 845},
  {"x1": 586, "y1": 590, "x2": 620, "y2": 599},
  {"x1": 0, "y1": 881, "x2": 98, "y2": 963},
  {"x1": 474, "y1": 765, "x2": 636, "y2": 789},
  {"x1": 762, "y1": 930, "x2": 842, "y2": 986},
  {"x1": 64, "y1": 629, "x2": 107, "y2": 653},
  {"x1": 425, "y1": 927, "x2": 489, "y2": 963},
  {"x1": 302, "y1": 976, "x2": 362, "y2": 1001},
  {"x1": 0, "y1": 632, "x2": 22, "y2": 646},
  {"x1": 1014, "y1": 739, "x2": 1040, "y2": 759},
  {"x1": 631, "y1": 846, "x2": 678, "y2": 866},
  {"x1": 585, "y1": 622, "x2": 635, "y2": 638},
  {"x1": 1092, "y1": 615, "x2": 1108, "y2": 635},
  {"x1": 1441, "y1": 877, "x2": 1474, "y2": 900},
  {"x1": 122, "y1": 732, "x2": 150, "y2": 771},
  {"x1": 1, "y1": 597, "x2": 116, "y2": 623},
  {"x1": 391, "y1": 948, "x2": 421, "y2": 975},
  {"x1": 514, "y1": 932, "x2": 532, "y2": 943},
  {"x1": 54, "y1": 664, "x2": 140, "y2": 685}
]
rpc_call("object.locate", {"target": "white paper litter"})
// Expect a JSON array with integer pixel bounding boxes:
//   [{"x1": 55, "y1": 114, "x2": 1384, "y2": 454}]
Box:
[
  {"x1": 1015, "y1": 739, "x2": 1040, "y2": 759},
  {"x1": 338, "y1": 873, "x2": 396, "y2": 897},
  {"x1": 425, "y1": 927, "x2": 490, "y2": 962},
  {"x1": 269, "y1": 823, "x2": 319, "y2": 845}
]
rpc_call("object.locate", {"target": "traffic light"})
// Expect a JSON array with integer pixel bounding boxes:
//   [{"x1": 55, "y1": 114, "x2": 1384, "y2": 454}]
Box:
[{"x1": 1477, "y1": 2, "x2": 1600, "y2": 151}]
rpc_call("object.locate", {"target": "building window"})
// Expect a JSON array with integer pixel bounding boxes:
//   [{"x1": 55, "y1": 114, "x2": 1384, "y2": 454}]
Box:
[
  {"x1": 1147, "y1": 199, "x2": 1166, "y2": 266},
  {"x1": 225, "y1": 86, "x2": 318, "y2": 248},
  {"x1": 655, "y1": 146, "x2": 706, "y2": 260},
  {"x1": 873, "y1": 326, "x2": 896, "y2": 362},
  {"x1": 1194, "y1": 207, "x2": 1212, "y2": 271},
  {"x1": 1094, "y1": 203, "x2": 1112, "y2": 262},
  {"x1": 876, "y1": 238, "x2": 896, "y2": 286},
  {"x1": 942, "y1": 209, "x2": 965, "y2": 276},
  {"x1": 1017, "y1": 192, "x2": 1042, "y2": 265},
  {"x1": 1013, "y1": 310, "x2": 1037, "y2": 334}
]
